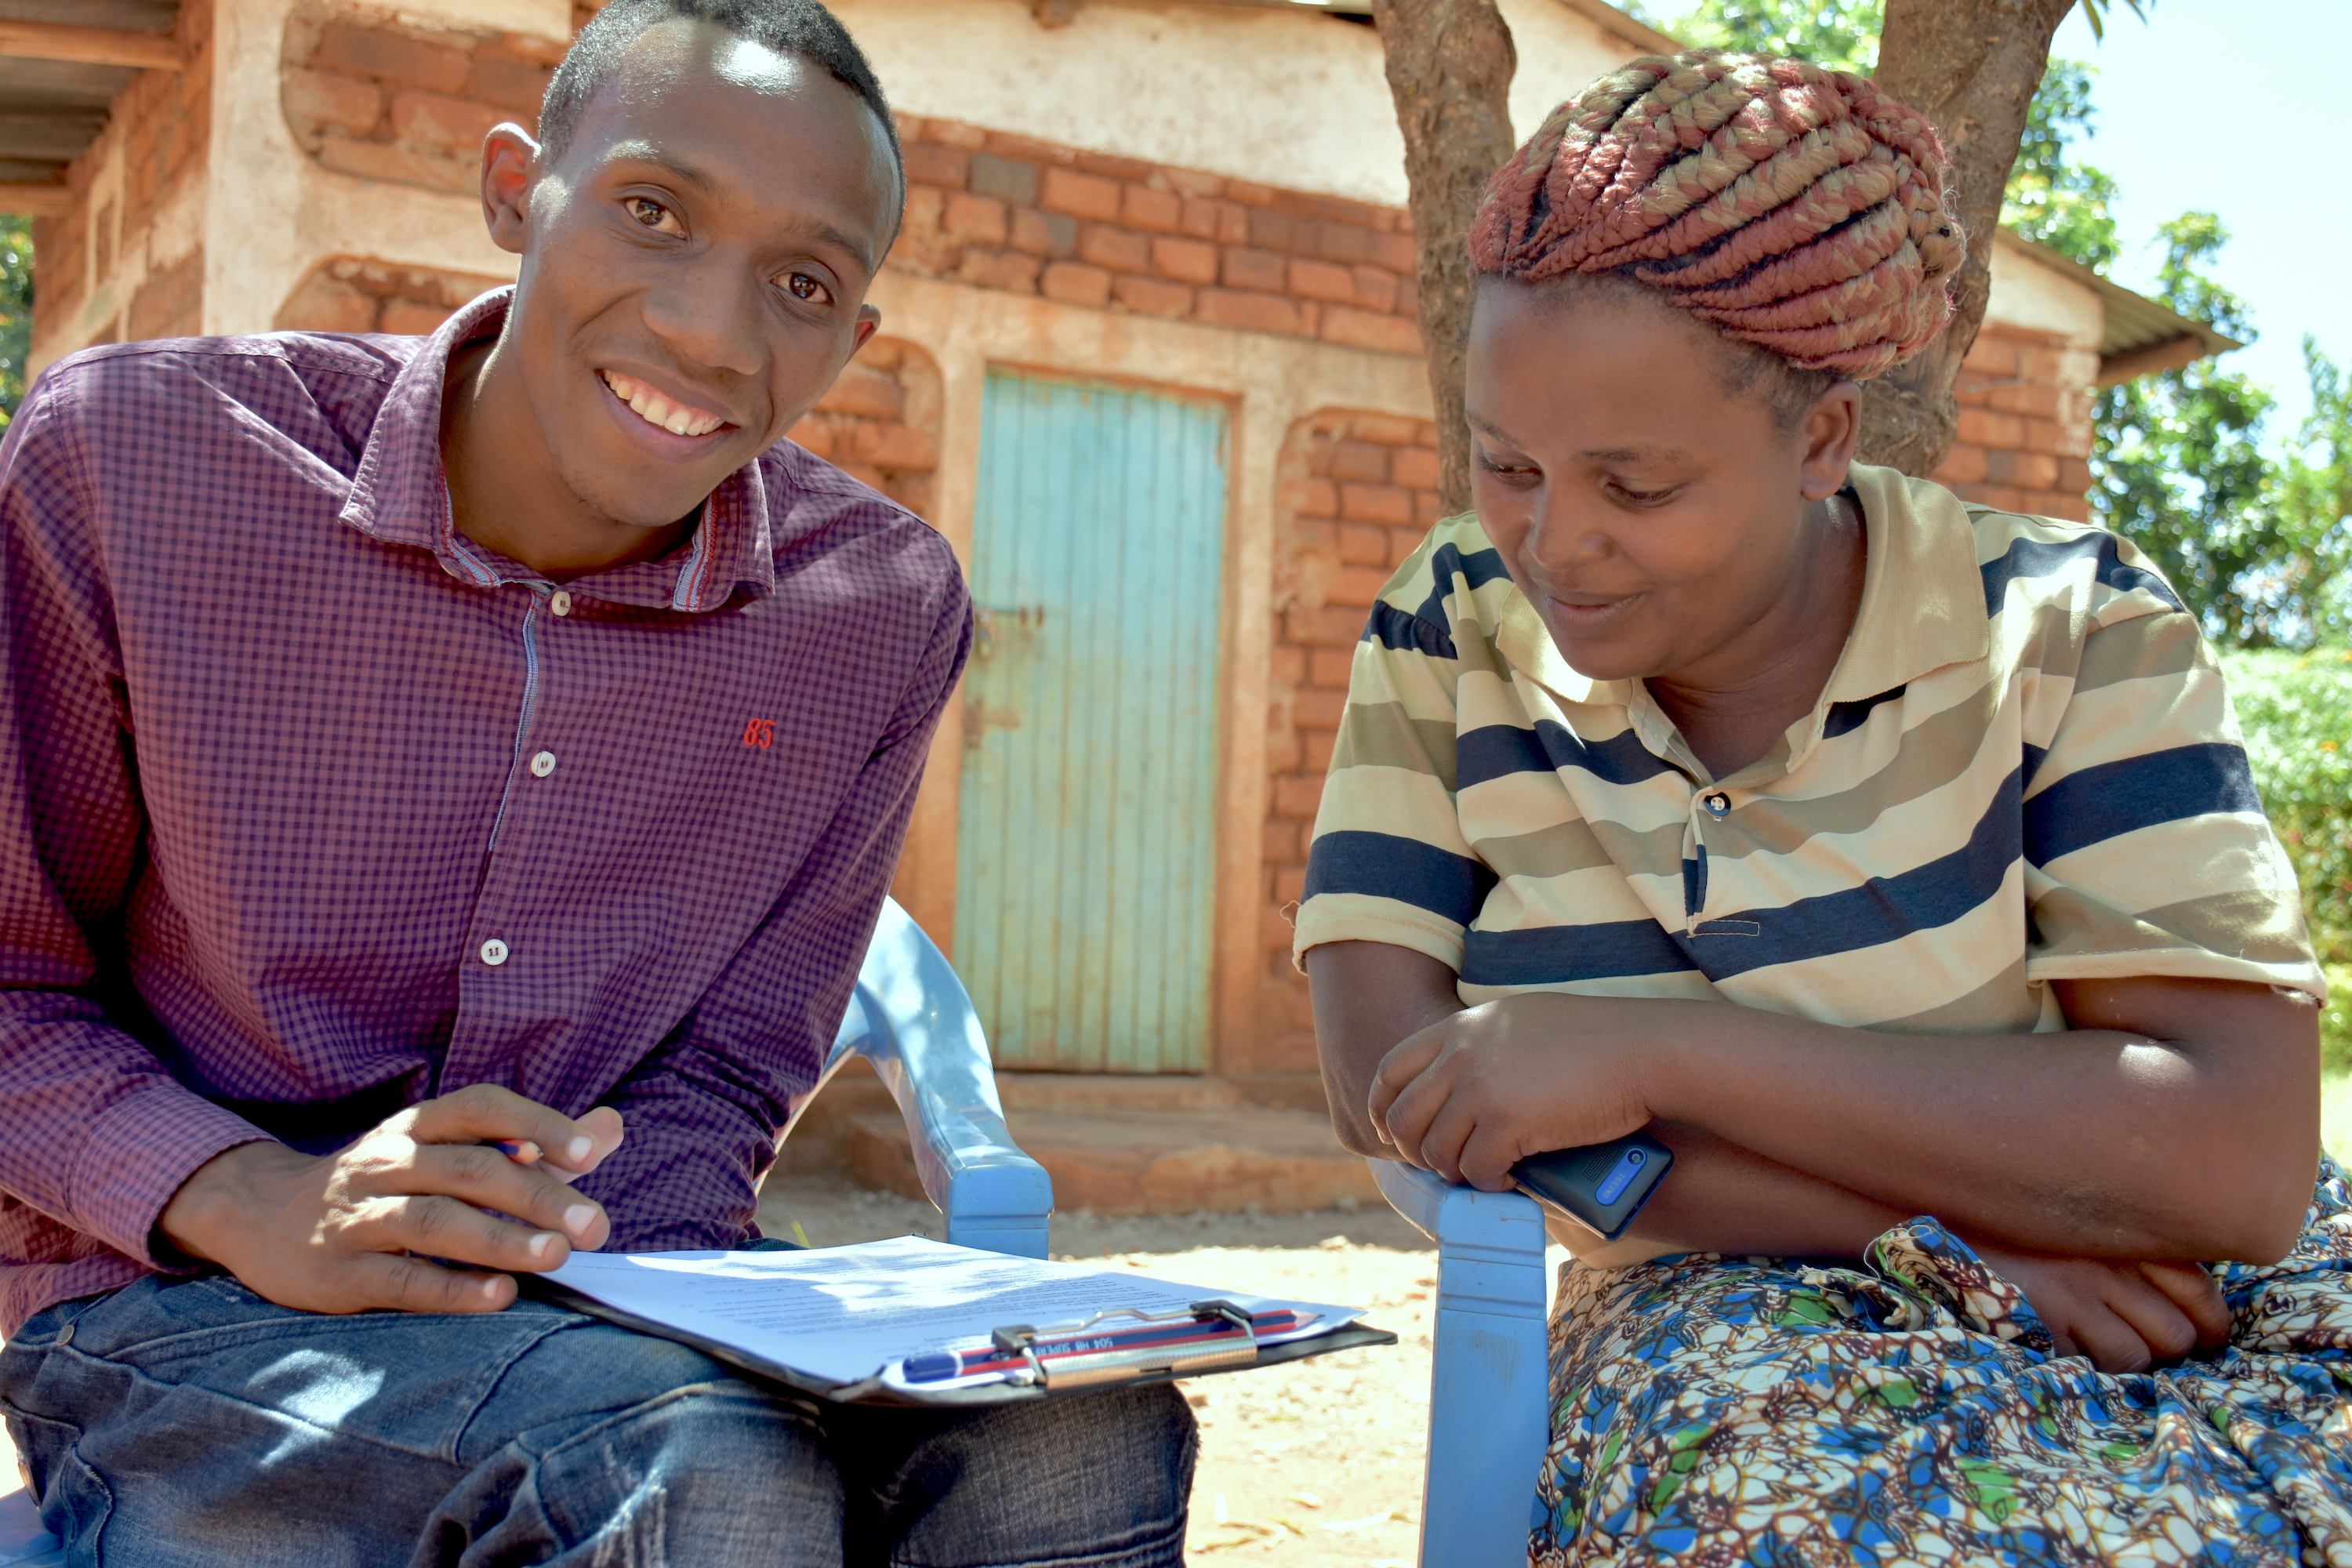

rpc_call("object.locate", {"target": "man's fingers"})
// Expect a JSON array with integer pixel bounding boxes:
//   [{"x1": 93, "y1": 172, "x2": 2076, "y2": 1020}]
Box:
[
  {"x1": 372, "y1": 1191, "x2": 575, "y2": 1275},
  {"x1": 349, "y1": 1250, "x2": 517, "y2": 1316},
  {"x1": 405, "y1": 1142, "x2": 609, "y2": 1249},
  {"x1": 537, "y1": 1106, "x2": 626, "y2": 1185},
  {"x1": 2138, "y1": 1261, "x2": 2231, "y2": 1354},
  {"x1": 405, "y1": 1083, "x2": 604, "y2": 1171}
]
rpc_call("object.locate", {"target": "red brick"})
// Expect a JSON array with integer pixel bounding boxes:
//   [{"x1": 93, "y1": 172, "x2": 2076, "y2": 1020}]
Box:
[
  {"x1": 126, "y1": 245, "x2": 202, "y2": 340},
  {"x1": 927, "y1": 120, "x2": 987, "y2": 150},
  {"x1": 1010, "y1": 207, "x2": 1076, "y2": 258},
  {"x1": 389, "y1": 91, "x2": 506, "y2": 156},
  {"x1": 1986, "y1": 449, "x2": 2060, "y2": 490},
  {"x1": 1292, "y1": 477, "x2": 1338, "y2": 518},
  {"x1": 315, "y1": 139, "x2": 474, "y2": 194},
  {"x1": 944, "y1": 191, "x2": 1007, "y2": 245},
  {"x1": 1151, "y1": 235, "x2": 1218, "y2": 285},
  {"x1": 1329, "y1": 441, "x2": 1387, "y2": 482},
  {"x1": 1933, "y1": 444, "x2": 1989, "y2": 485},
  {"x1": 1248, "y1": 209, "x2": 1307, "y2": 255},
  {"x1": 467, "y1": 48, "x2": 554, "y2": 114},
  {"x1": 1335, "y1": 523, "x2": 1387, "y2": 564},
  {"x1": 1225, "y1": 180, "x2": 1276, "y2": 206},
  {"x1": 1349, "y1": 266, "x2": 1398, "y2": 313},
  {"x1": 1986, "y1": 381, "x2": 2063, "y2": 418},
  {"x1": 1164, "y1": 168, "x2": 1224, "y2": 198},
  {"x1": 1177, "y1": 197, "x2": 1221, "y2": 241},
  {"x1": 1309, "y1": 648, "x2": 1356, "y2": 688},
  {"x1": 858, "y1": 422, "x2": 940, "y2": 469},
  {"x1": 1286, "y1": 258, "x2": 1355, "y2": 305},
  {"x1": 1389, "y1": 526, "x2": 1426, "y2": 564},
  {"x1": 955, "y1": 249, "x2": 1042, "y2": 293},
  {"x1": 984, "y1": 130, "x2": 1077, "y2": 164},
  {"x1": 1274, "y1": 867, "x2": 1307, "y2": 905},
  {"x1": 1321, "y1": 307, "x2": 1423, "y2": 355},
  {"x1": 1370, "y1": 233, "x2": 1417, "y2": 273},
  {"x1": 1196, "y1": 289, "x2": 1301, "y2": 335},
  {"x1": 314, "y1": 25, "x2": 470, "y2": 93},
  {"x1": 274, "y1": 273, "x2": 376, "y2": 333},
  {"x1": 1962, "y1": 336, "x2": 2021, "y2": 376},
  {"x1": 1301, "y1": 729, "x2": 1337, "y2": 774},
  {"x1": 1123, "y1": 185, "x2": 1180, "y2": 232},
  {"x1": 282, "y1": 68, "x2": 381, "y2": 136},
  {"x1": 1312, "y1": 223, "x2": 1373, "y2": 265},
  {"x1": 1341, "y1": 483, "x2": 1412, "y2": 525},
  {"x1": 902, "y1": 141, "x2": 969, "y2": 187},
  {"x1": 1270, "y1": 645, "x2": 1306, "y2": 684},
  {"x1": 2024, "y1": 418, "x2": 2065, "y2": 455},
  {"x1": 1112, "y1": 274, "x2": 1192, "y2": 317},
  {"x1": 1078, "y1": 224, "x2": 1149, "y2": 273},
  {"x1": 1040, "y1": 167, "x2": 1121, "y2": 220},
  {"x1": 1955, "y1": 408, "x2": 2024, "y2": 450},
  {"x1": 1286, "y1": 605, "x2": 1365, "y2": 648},
  {"x1": 1075, "y1": 150, "x2": 1157, "y2": 180},
  {"x1": 1040, "y1": 260, "x2": 1112, "y2": 307},
  {"x1": 379, "y1": 297, "x2": 451, "y2": 336},
  {"x1": 1273, "y1": 775, "x2": 1326, "y2": 818},
  {"x1": 1294, "y1": 688, "x2": 1348, "y2": 728},
  {"x1": 787, "y1": 416, "x2": 833, "y2": 458},
  {"x1": 2057, "y1": 456, "x2": 2093, "y2": 493},
  {"x1": 815, "y1": 359, "x2": 903, "y2": 418},
  {"x1": 1214, "y1": 202, "x2": 1250, "y2": 245},
  {"x1": 1350, "y1": 414, "x2": 1424, "y2": 445},
  {"x1": 1389, "y1": 446, "x2": 1439, "y2": 489},
  {"x1": 2018, "y1": 345, "x2": 2068, "y2": 384},
  {"x1": 1221, "y1": 247, "x2": 1284, "y2": 292},
  {"x1": 969, "y1": 151, "x2": 1038, "y2": 207},
  {"x1": 1331, "y1": 564, "x2": 1390, "y2": 605}
]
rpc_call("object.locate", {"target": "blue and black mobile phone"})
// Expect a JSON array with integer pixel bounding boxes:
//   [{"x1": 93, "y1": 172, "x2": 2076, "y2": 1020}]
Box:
[{"x1": 1510, "y1": 1130, "x2": 1673, "y2": 1241}]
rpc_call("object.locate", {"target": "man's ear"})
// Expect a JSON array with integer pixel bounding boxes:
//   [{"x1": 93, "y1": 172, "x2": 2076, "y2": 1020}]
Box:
[
  {"x1": 849, "y1": 304, "x2": 881, "y2": 356},
  {"x1": 481, "y1": 125, "x2": 541, "y2": 256},
  {"x1": 1798, "y1": 379, "x2": 1864, "y2": 502}
]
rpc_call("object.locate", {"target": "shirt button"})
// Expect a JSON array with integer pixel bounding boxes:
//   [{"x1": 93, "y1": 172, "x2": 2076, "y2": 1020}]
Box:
[
  {"x1": 549, "y1": 590, "x2": 573, "y2": 617},
  {"x1": 480, "y1": 938, "x2": 510, "y2": 967},
  {"x1": 530, "y1": 750, "x2": 557, "y2": 778},
  {"x1": 1703, "y1": 792, "x2": 1732, "y2": 817}
]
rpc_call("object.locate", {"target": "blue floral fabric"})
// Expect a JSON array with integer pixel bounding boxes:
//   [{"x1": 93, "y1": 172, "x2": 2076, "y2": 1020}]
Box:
[{"x1": 1532, "y1": 1161, "x2": 2352, "y2": 1565}]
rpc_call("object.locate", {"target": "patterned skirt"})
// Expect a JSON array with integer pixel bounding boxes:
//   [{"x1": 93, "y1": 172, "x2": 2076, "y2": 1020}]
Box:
[{"x1": 1531, "y1": 1163, "x2": 2352, "y2": 1566}]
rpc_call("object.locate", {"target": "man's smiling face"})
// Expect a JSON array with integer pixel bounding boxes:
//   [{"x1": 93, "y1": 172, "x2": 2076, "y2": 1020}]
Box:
[{"x1": 502, "y1": 20, "x2": 899, "y2": 529}]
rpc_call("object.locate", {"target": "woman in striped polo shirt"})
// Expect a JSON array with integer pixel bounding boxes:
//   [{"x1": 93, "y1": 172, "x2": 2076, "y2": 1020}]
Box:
[{"x1": 1298, "y1": 50, "x2": 2345, "y2": 1566}]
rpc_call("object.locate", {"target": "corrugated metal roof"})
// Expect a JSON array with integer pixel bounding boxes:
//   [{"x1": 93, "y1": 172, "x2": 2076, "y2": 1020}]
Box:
[{"x1": 1994, "y1": 229, "x2": 2241, "y2": 383}]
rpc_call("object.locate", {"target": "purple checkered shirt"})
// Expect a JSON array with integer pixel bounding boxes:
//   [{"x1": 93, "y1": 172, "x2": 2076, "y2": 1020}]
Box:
[{"x1": 0, "y1": 289, "x2": 970, "y2": 1335}]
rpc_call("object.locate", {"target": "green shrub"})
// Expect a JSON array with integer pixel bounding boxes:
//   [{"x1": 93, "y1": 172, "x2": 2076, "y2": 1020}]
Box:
[
  {"x1": 2219, "y1": 646, "x2": 2352, "y2": 966},
  {"x1": 2325, "y1": 964, "x2": 2352, "y2": 1076}
]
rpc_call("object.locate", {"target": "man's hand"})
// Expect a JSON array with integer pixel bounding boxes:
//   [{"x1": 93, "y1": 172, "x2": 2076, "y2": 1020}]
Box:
[
  {"x1": 1368, "y1": 994, "x2": 1657, "y2": 1189},
  {"x1": 158, "y1": 1084, "x2": 626, "y2": 1316},
  {"x1": 1965, "y1": 1234, "x2": 2231, "y2": 1374}
]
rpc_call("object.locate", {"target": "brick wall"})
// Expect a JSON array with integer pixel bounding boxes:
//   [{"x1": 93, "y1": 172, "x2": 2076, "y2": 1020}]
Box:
[
  {"x1": 892, "y1": 118, "x2": 1425, "y2": 356},
  {"x1": 274, "y1": 255, "x2": 509, "y2": 333},
  {"x1": 280, "y1": 4, "x2": 559, "y2": 195},
  {"x1": 1257, "y1": 410, "x2": 1443, "y2": 1069},
  {"x1": 1927, "y1": 321, "x2": 2097, "y2": 524},
  {"x1": 31, "y1": 0, "x2": 214, "y2": 353},
  {"x1": 783, "y1": 337, "x2": 942, "y2": 519}
]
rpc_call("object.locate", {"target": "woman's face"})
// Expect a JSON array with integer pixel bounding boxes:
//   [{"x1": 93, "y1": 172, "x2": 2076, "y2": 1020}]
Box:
[{"x1": 1464, "y1": 279, "x2": 1858, "y2": 686}]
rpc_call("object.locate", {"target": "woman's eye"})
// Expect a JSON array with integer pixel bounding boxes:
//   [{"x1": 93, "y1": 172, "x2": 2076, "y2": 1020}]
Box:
[
  {"x1": 782, "y1": 272, "x2": 833, "y2": 306},
  {"x1": 1476, "y1": 450, "x2": 1538, "y2": 481},
  {"x1": 626, "y1": 198, "x2": 683, "y2": 236}
]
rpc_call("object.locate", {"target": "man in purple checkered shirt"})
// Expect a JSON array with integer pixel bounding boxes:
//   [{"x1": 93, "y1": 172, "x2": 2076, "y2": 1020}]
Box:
[{"x1": 0, "y1": 0, "x2": 1194, "y2": 1561}]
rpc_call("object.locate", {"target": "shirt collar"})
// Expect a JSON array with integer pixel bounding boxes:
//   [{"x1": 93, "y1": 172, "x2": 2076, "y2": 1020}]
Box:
[{"x1": 336, "y1": 286, "x2": 778, "y2": 614}]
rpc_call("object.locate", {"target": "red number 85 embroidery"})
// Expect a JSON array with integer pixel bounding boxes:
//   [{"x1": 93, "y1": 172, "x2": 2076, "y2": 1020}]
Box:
[{"x1": 741, "y1": 717, "x2": 775, "y2": 749}]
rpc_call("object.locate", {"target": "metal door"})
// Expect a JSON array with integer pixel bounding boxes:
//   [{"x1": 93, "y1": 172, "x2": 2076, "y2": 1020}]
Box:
[{"x1": 954, "y1": 369, "x2": 1229, "y2": 1073}]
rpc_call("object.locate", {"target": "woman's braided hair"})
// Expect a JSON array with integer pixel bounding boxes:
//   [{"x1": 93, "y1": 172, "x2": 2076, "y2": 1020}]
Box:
[{"x1": 1469, "y1": 50, "x2": 1964, "y2": 379}]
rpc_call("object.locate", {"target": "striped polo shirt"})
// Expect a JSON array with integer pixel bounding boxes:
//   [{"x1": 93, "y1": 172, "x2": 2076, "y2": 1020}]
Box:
[{"x1": 1294, "y1": 464, "x2": 2324, "y2": 1029}]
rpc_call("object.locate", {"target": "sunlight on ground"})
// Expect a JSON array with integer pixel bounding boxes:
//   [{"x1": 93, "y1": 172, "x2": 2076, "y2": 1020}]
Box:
[{"x1": 2325, "y1": 1073, "x2": 2352, "y2": 1164}]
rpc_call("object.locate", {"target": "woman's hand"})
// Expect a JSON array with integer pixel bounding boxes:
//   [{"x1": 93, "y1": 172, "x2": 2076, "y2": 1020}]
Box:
[
  {"x1": 1368, "y1": 993, "x2": 1662, "y2": 1189},
  {"x1": 1965, "y1": 1233, "x2": 2231, "y2": 1374}
]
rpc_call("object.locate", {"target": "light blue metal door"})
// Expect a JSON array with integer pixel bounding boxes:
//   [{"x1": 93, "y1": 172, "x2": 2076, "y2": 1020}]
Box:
[{"x1": 955, "y1": 370, "x2": 1229, "y2": 1073}]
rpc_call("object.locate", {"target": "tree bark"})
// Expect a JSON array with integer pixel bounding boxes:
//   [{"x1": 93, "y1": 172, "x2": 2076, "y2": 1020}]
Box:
[
  {"x1": 1861, "y1": 0, "x2": 2075, "y2": 474},
  {"x1": 1368, "y1": 0, "x2": 1516, "y2": 517}
]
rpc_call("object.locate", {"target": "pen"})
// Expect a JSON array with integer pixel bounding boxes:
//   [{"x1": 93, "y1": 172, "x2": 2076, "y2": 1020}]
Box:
[{"x1": 898, "y1": 1308, "x2": 1304, "y2": 1384}]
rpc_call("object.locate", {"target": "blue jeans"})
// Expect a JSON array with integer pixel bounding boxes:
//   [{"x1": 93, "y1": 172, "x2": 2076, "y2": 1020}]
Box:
[{"x1": 0, "y1": 1272, "x2": 1196, "y2": 1566}]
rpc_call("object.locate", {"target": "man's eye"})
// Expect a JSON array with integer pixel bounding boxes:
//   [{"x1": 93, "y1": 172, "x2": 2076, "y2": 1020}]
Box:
[
  {"x1": 627, "y1": 198, "x2": 683, "y2": 235},
  {"x1": 783, "y1": 272, "x2": 833, "y2": 305}
]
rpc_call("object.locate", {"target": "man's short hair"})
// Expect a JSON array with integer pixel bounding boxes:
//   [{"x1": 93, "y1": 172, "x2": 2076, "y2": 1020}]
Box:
[{"x1": 539, "y1": 0, "x2": 902, "y2": 188}]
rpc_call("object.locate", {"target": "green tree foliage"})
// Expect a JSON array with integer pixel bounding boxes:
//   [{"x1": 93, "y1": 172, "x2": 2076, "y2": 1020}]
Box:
[
  {"x1": 1999, "y1": 60, "x2": 2120, "y2": 269},
  {"x1": 2093, "y1": 216, "x2": 2351, "y2": 648},
  {"x1": 0, "y1": 215, "x2": 30, "y2": 430},
  {"x1": 1664, "y1": 0, "x2": 1876, "y2": 72}
]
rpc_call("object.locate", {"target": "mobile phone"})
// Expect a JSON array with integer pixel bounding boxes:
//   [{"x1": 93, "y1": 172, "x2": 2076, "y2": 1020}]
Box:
[{"x1": 1510, "y1": 1131, "x2": 1673, "y2": 1241}]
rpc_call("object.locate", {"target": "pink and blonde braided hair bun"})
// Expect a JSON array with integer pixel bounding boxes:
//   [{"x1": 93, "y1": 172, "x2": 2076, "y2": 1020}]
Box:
[{"x1": 1470, "y1": 50, "x2": 1964, "y2": 379}]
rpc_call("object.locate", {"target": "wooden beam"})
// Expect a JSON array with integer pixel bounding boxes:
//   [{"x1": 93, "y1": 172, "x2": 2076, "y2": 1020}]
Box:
[
  {"x1": 0, "y1": 184, "x2": 72, "y2": 217},
  {"x1": 2097, "y1": 334, "x2": 2210, "y2": 387},
  {"x1": 0, "y1": 20, "x2": 183, "y2": 71}
]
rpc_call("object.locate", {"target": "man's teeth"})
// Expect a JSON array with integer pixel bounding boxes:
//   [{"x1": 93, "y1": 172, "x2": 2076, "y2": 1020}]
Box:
[{"x1": 601, "y1": 371, "x2": 725, "y2": 438}]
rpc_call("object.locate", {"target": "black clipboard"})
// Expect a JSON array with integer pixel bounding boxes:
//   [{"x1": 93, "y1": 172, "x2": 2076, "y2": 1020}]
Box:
[{"x1": 522, "y1": 1274, "x2": 1399, "y2": 1407}]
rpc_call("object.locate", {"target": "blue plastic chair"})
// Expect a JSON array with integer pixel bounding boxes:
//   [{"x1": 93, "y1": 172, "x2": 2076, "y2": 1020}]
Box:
[
  {"x1": 0, "y1": 897, "x2": 1054, "y2": 1565},
  {"x1": 1373, "y1": 1159, "x2": 1551, "y2": 1568}
]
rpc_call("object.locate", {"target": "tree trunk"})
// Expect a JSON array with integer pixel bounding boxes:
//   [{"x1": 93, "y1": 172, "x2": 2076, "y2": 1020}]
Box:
[
  {"x1": 1367, "y1": 0, "x2": 1516, "y2": 517},
  {"x1": 1861, "y1": 0, "x2": 2075, "y2": 474}
]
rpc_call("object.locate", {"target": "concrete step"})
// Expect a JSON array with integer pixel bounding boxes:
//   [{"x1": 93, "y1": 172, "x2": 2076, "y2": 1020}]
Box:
[{"x1": 842, "y1": 1102, "x2": 1381, "y2": 1215}]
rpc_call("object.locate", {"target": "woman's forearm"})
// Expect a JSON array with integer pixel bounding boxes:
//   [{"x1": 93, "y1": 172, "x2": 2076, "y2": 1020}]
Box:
[{"x1": 1564, "y1": 1120, "x2": 1907, "y2": 1266}]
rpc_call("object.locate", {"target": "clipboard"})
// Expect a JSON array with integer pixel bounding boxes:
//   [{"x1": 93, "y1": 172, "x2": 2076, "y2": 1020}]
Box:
[{"x1": 520, "y1": 1237, "x2": 1398, "y2": 1407}]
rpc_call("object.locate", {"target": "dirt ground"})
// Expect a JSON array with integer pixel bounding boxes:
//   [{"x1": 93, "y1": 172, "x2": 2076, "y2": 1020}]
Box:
[
  {"x1": 757, "y1": 1174, "x2": 1570, "y2": 1566},
  {"x1": 0, "y1": 1178, "x2": 1566, "y2": 1566}
]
